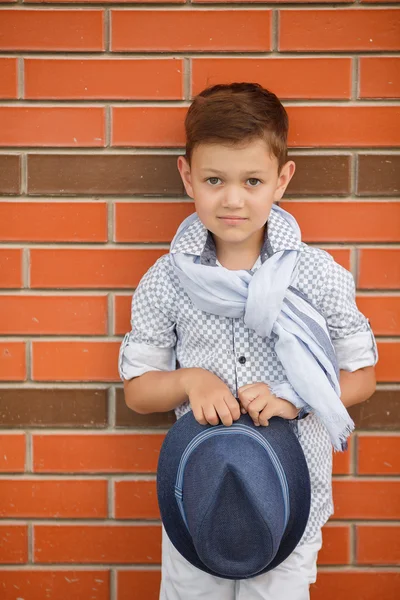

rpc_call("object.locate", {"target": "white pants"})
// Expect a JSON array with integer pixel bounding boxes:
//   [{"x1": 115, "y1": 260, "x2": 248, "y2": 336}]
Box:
[{"x1": 160, "y1": 526, "x2": 322, "y2": 600}]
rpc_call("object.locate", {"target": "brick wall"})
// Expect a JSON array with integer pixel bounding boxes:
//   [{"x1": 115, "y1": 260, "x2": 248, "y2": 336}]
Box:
[{"x1": 0, "y1": 1, "x2": 399, "y2": 599}]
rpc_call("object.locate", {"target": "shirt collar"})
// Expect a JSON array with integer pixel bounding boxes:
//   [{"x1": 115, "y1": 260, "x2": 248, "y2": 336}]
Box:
[{"x1": 170, "y1": 207, "x2": 303, "y2": 264}]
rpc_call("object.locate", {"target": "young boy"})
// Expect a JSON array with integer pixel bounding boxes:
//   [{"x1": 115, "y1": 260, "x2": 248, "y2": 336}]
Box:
[{"x1": 119, "y1": 83, "x2": 378, "y2": 599}]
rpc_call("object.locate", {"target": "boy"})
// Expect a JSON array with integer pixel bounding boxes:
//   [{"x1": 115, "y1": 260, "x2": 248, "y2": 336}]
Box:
[{"x1": 119, "y1": 83, "x2": 378, "y2": 599}]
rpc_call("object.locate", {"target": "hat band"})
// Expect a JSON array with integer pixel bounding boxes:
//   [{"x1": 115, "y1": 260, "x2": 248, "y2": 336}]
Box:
[{"x1": 174, "y1": 424, "x2": 290, "y2": 533}]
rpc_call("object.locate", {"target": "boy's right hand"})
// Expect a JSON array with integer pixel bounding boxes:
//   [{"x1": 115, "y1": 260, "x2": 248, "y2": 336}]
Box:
[{"x1": 180, "y1": 368, "x2": 241, "y2": 427}]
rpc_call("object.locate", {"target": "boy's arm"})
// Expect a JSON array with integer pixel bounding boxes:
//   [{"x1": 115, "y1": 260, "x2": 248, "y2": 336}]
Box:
[
  {"x1": 339, "y1": 365, "x2": 376, "y2": 408},
  {"x1": 124, "y1": 369, "x2": 193, "y2": 414}
]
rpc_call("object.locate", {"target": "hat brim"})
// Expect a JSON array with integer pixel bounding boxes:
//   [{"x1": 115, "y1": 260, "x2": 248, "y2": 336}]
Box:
[{"x1": 157, "y1": 412, "x2": 311, "y2": 580}]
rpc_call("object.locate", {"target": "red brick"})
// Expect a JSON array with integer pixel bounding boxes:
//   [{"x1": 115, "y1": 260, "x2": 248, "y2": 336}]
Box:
[
  {"x1": 324, "y1": 249, "x2": 351, "y2": 271},
  {"x1": 192, "y1": 58, "x2": 351, "y2": 99},
  {"x1": 360, "y1": 58, "x2": 400, "y2": 99},
  {"x1": 117, "y1": 570, "x2": 161, "y2": 600},
  {"x1": 280, "y1": 10, "x2": 400, "y2": 51},
  {"x1": 27, "y1": 0, "x2": 184, "y2": 3},
  {"x1": 332, "y1": 480, "x2": 400, "y2": 519},
  {"x1": 358, "y1": 435, "x2": 400, "y2": 475},
  {"x1": 115, "y1": 480, "x2": 160, "y2": 519},
  {"x1": 34, "y1": 524, "x2": 161, "y2": 563},
  {"x1": 280, "y1": 202, "x2": 400, "y2": 242},
  {"x1": 0, "y1": 57, "x2": 17, "y2": 98},
  {"x1": 25, "y1": 58, "x2": 184, "y2": 100},
  {"x1": 0, "y1": 479, "x2": 107, "y2": 518},
  {"x1": 311, "y1": 571, "x2": 400, "y2": 600},
  {"x1": 318, "y1": 525, "x2": 350, "y2": 565},
  {"x1": 332, "y1": 438, "x2": 352, "y2": 475},
  {"x1": 0, "y1": 570, "x2": 110, "y2": 600},
  {"x1": 358, "y1": 249, "x2": 400, "y2": 289},
  {"x1": 356, "y1": 295, "x2": 400, "y2": 336},
  {"x1": 0, "y1": 295, "x2": 107, "y2": 335},
  {"x1": 0, "y1": 202, "x2": 107, "y2": 242},
  {"x1": 0, "y1": 9, "x2": 104, "y2": 51},
  {"x1": 112, "y1": 107, "x2": 185, "y2": 147},
  {"x1": 0, "y1": 525, "x2": 28, "y2": 564},
  {"x1": 0, "y1": 342, "x2": 26, "y2": 381},
  {"x1": 30, "y1": 248, "x2": 166, "y2": 289},
  {"x1": 32, "y1": 341, "x2": 120, "y2": 382},
  {"x1": 287, "y1": 107, "x2": 400, "y2": 147},
  {"x1": 0, "y1": 249, "x2": 22, "y2": 288},
  {"x1": 33, "y1": 433, "x2": 164, "y2": 473},
  {"x1": 375, "y1": 341, "x2": 400, "y2": 383},
  {"x1": 195, "y1": 0, "x2": 352, "y2": 2},
  {"x1": 114, "y1": 295, "x2": 132, "y2": 335},
  {"x1": 356, "y1": 525, "x2": 400, "y2": 565},
  {"x1": 111, "y1": 10, "x2": 271, "y2": 52},
  {"x1": 0, "y1": 107, "x2": 105, "y2": 147},
  {"x1": 115, "y1": 202, "x2": 194, "y2": 242},
  {"x1": 0, "y1": 434, "x2": 25, "y2": 472}
]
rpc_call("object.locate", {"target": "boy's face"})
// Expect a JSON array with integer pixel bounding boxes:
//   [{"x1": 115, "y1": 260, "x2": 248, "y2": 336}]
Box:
[{"x1": 177, "y1": 138, "x2": 295, "y2": 254}]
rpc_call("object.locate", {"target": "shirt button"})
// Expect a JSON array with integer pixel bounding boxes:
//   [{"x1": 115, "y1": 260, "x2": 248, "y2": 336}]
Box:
[{"x1": 238, "y1": 356, "x2": 246, "y2": 365}]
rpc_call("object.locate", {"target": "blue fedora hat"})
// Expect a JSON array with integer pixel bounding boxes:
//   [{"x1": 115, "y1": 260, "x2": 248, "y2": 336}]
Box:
[{"x1": 157, "y1": 411, "x2": 311, "y2": 580}]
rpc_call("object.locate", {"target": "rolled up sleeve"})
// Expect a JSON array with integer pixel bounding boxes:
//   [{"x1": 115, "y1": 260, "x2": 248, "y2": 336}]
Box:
[
  {"x1": 118, "y1": 256, "x2": 177, "y2": 381},
  {"x1": 315, "y1": 260, "x2": 378, "y2": 372}
]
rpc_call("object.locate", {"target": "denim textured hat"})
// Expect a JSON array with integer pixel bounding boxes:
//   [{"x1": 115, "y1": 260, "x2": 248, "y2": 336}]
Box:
[{"x1": 157, "y1": 411, "x2": 311, "y2": 580}]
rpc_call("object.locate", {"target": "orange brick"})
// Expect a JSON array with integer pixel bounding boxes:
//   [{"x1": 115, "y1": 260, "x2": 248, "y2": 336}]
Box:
[
  {"x1": 32, "y1": 341, "x2": 120, "y2": 382},
  {"x1": 111, "y1": 10, "x2": 271, "y2": 52},
  {"x1": 115, "y1": 202, "x2": 194, "y2": 242},
  {"x1": 0, "y1": 570, "x2": 110, "y2": 600},
  {"x1": 0, "y1": 525, "x2": 28, "y2": 564},
  {"x1": 358, "y1": 249, "x2": 400, "y2": 289},
  {"x1": 0, "y1": 9, "x2": 104, "y2": 51},
  {"x1": 332, "y1": 438, "x2": 351, "y2": 475},
  {"x1": 34, "y1": 524, "x2": 161, "y2": 563},
  {"x1": 114, "y1": 295, "x2": 132, "y2": 335},
  {"x1": 0, "y1": 107, "x2": 105, "y2": 147},
  {"x1": 358, "y1": 435, "x2": 400, "y2": 475},
  {"x1": 33, "y1": 433, "x2": 164, "y2": 473},
  {"x1": 117, "y1": 570, "x2": 161, "y2": 600},
  {"x1": 0, "y1": 342, "x2": 26, "y2": 381},
  {"x1": 318, "y1": 525, "x2": 350, "y2": 565},
  {"x1": 356, "y1": 295, "x2": 400, "y2": 336},
  {"x1": 0, "y1": 248, "x2": 22, "y2": 288},
  {"x1": 332, "y1": 480, "x2": 400, "y2": 519},
  {"x1": 0, "y1": 57, "x2": 17, "y2": 98},
  {"x1": 192, "y1": 58, "x2": 352, "y2": 99},
  {"x1": 311, "y1": 571, "x2": 400, "y2": 600},
  {"x1": 360, "y1": 58, "x2": 400, "y2": 99},
  {"x1": 27, "y1": 0, "x2": 184, "y2": 3},
  {"x1": 0, "y1": 479, "x2": 107, "y2": 518},
  {"x1": 112, "y1": 107, "x2": 185, "y2": 147},
  {"x1": 356, "y1": 525, "x2": 400, "y2": 565},
  {"x1": 0, "y1": 295, "x2": 108, "y2": 335},
  {"x1": 324, "y1": 249, "x2": 351, "y2": 271},
  {"x1": 0, "y1": 434, "x2": 25, "y2": 472},
  {"x1": 375, "y1": 341, "x2": 400, "y2": 383},
  {"x1": 25, "y1": 58, "x2": 184, "y2": 100},
  {"x1": 0, "y1": 202, "x2": 107, "y2": 242},
  {"x1": 280, "y1": 10, "x2": 400, "y2": 51},
  {"x1": 287, "y1": 107, "x2": 400, "y2": 147},
  {"x1": 30, "y1": 248, "x2": 166, "y2": 289},
  {"x1": 280, "y1": 202, "x2": 400, "y2": 242},
  {"x1": 115, "y1": 480, "x2": 160, "y2": 519},
  {"x1": 194, "y1": 0, "x2": 352, "y2": 3}
]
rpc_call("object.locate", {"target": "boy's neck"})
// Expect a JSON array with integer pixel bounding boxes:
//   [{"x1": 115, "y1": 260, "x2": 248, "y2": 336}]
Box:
[{"x1": 213, "y1": 226, "x2": 265, "y2": 271}]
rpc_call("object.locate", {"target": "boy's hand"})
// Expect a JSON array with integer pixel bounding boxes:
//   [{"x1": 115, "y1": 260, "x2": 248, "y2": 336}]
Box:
[
  {"x1": 181, "y1": 368, "x2": 241, "y2": 427},
  {"x1": 238, "y1": 382, "x2": 299, "y2": 427}
]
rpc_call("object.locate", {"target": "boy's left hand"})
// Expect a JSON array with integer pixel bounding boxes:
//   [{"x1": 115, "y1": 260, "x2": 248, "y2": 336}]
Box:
[{"x1": 238, "y1": 382, "x2": 300, "y2": 427}]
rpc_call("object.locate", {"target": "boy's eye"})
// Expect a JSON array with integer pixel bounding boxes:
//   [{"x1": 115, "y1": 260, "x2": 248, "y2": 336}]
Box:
[
  {"x1": 247, "y1": 178, "x2": 261, "y2": 187},
  {"x1": 206, "y1": 177, "x2": 221, "y2": 186}
]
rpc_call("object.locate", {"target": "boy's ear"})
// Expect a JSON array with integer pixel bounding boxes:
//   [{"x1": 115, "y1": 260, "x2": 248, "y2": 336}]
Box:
[
  {"x1": 273, "y1": 160, "x2": 296, "y2": 202},
  {"x1": 177, "y1": 156, "x2": 194, "y2": 199}
]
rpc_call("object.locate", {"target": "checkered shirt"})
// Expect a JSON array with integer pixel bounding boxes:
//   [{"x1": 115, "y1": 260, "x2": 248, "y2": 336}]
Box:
[{"x1": 119, "y1": 208, "x2": 378, "y2": 544}]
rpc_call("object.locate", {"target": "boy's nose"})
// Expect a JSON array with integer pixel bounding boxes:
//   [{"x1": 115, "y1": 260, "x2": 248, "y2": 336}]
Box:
[{"x1": 222, "y1": 188, "x2": 244, "y2": 208}]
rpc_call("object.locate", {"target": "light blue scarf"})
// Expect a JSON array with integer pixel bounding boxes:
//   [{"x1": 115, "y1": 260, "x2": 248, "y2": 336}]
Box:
[{"x1": 170, "y1": 204, "x2": 354, "y2": 451}]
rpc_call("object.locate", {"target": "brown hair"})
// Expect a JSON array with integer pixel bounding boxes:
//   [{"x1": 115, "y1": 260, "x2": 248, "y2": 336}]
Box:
[{"x1": 184, "y1": 83, "x2": 289, "y2": 172}]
